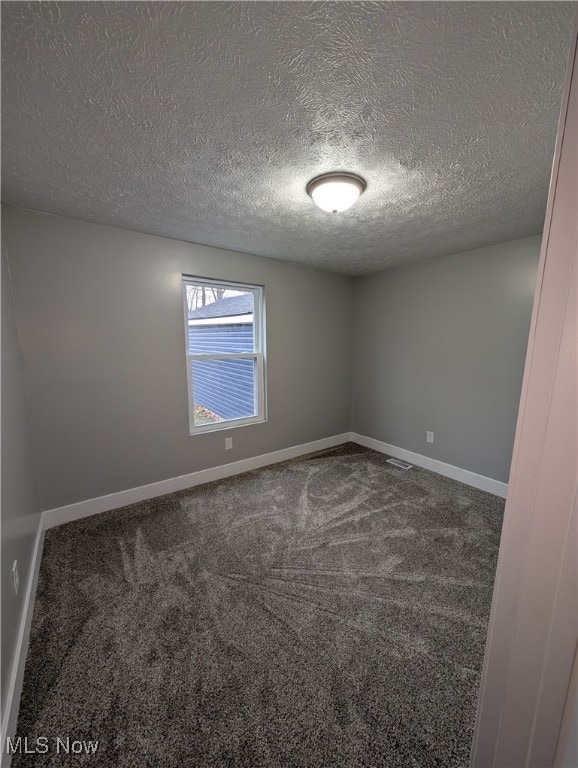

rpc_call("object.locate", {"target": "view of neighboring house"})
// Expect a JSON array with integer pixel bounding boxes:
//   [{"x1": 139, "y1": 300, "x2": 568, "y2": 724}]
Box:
[{"x1": 188, "y1": 293, "x2": 256, "y2": 423}]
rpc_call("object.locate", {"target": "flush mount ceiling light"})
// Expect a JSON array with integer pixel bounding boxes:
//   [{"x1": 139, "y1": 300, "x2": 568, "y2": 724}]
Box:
[{"x1": 306, "y1": 172, "x2": 366, "y2": 213}]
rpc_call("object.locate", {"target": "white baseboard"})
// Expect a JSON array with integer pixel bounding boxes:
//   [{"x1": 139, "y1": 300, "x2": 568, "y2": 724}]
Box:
[
  {"x1": 43, "y1": 433, "x2": 352, "y2": 529},
  {"x1": 2, "y1": 430, "x2": 505, "y2": 759},
  {"x1": 43, "y1": 431, "x2": 507, "y2": 529},
  {"x1": 1, "y1": 519, "x2": 45, "y2": 768},
  {"x1": 349, "y1": 432, "x2": 508, "y2": 498}
]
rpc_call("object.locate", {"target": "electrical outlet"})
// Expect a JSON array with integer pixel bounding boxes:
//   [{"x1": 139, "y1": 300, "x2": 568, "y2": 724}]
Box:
[
  {"x1": 426, "y1": 431, "x2": 434, "y2": 444},
  {"x1": 12, "y1": 560, "x2": 19, "y2": 596},
  {"x1": 225, "y1": 437, "x2": 233, "y2": 450}
]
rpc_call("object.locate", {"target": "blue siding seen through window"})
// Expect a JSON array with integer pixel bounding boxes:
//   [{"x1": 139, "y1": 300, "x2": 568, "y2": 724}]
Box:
[
  {"x1": 189, "y1": 322, "x2": 256, "y2": 422},
  {"x1": 188, "y1": 323, "x2": 254, "y2": 354},
  {"x1": 191, "y1": 357, "x2": 256, "y2": 421}
]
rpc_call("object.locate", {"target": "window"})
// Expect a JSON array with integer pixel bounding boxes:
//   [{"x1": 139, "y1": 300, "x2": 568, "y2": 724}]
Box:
[{"x1": 182, "y1": 276, "x2": 266, "y2": 434}]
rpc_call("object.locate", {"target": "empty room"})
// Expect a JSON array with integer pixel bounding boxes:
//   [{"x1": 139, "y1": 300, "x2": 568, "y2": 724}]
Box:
[{"x1": 1, "y1": 2, "x2": 577, "y2": 767}]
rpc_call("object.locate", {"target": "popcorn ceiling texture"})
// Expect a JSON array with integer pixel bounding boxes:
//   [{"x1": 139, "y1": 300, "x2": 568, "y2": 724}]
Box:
[{"x1": 1, "y1": 2, "x2": 573, "y2": 274}]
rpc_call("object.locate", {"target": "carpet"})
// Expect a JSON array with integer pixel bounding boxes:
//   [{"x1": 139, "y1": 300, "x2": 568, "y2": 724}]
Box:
[{"x1": 12, "y1": 443, "x2": 504, "y2": 767}]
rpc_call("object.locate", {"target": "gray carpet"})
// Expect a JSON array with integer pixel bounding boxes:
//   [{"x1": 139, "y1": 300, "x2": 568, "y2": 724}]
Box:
[{"x1": 14, "y1": 443, "x2": 504, "y2": 767}]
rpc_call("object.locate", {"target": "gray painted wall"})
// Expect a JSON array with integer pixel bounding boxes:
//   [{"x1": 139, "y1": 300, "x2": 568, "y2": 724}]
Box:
[
  {"x1": 1, "y1": 238, "x2": 42, "y2": 713},
  {"x1": 2, "y1": 205, "x2": 354, "y2": 510},
  {"x1": 3, "y1": 204, "x2": 539, "y2": 524},
  {"x1": 351, "y1": 236, "x2": 541, "y2": 483}
]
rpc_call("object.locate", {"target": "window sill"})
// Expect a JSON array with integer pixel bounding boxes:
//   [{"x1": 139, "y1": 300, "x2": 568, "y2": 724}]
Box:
[{"x1": 189, "y1": 415, "x2": 267, "y2": 436}]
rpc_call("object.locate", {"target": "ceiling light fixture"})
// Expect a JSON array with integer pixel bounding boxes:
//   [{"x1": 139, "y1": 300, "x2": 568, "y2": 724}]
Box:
[{"x1": 306, "y1": 172, "x2": 366, "y2": 213}]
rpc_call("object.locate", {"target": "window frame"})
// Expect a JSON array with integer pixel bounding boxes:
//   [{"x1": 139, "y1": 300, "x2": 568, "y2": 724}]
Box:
[{"x1": 182, "y1": 275, "x2": 266, "y2": 435}]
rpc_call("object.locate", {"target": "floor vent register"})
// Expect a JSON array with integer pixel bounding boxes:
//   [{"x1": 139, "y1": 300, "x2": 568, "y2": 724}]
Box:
[{"x1": 386, "y1": 458, "x2": 414, "y2": 470}]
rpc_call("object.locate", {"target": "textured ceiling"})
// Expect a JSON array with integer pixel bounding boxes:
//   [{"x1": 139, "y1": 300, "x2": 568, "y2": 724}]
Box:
[{"x1": 1, "y1": 2, "x2": 574, "y2": 275}]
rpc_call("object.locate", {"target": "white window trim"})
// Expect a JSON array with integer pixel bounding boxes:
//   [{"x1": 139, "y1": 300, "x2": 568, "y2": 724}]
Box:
[{"x1": 182, "y1": 276, "x2": 267, "y2": 435}]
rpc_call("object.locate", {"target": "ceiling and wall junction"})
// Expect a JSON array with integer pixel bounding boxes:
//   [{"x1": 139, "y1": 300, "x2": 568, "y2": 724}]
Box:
[{"x1": 1, "y1": 1, "x2": 573, "y2": 274}]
